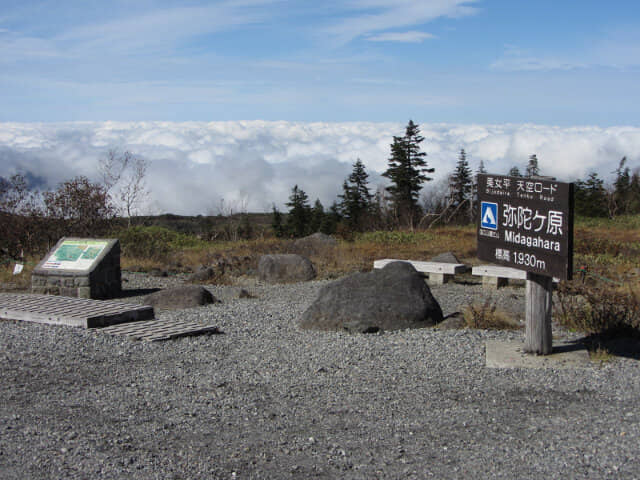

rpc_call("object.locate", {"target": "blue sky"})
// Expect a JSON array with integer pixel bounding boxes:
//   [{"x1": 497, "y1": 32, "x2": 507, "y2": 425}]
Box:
[{"x1": 2, "y1": 0, "x2": 640, "y2": 125}]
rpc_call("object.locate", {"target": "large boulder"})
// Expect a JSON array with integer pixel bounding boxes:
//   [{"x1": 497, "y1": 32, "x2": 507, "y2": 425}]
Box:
[
  {"x1": 291, "y1": 232, "x2": 338, "y2": 255},
  {"x1": 300, "y1": 261, "x2": 443, "y2": 333},
  {"x1": 143, "y1": 285, "x2": 218, "y2": 310},
  {"x1": 258, "y1": 254, "x2": 316, "y2": 283}
]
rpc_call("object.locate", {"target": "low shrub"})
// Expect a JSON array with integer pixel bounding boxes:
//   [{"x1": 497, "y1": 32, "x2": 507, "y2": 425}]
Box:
[
  {"x1": 357, "y1": 230, "x2": 437, "y2": 245},
  {"x1": 463, "y1": 299, "x2": 521, "y2": 330},
  {"x1": 555, "y1": 282, "x2": 640, "y2": 336},
  {"x1": 117, "y1": 226, "x2": 204, "y2": 261}
]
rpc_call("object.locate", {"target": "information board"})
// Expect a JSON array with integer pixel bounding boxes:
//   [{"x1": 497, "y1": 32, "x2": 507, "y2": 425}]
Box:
[
  {"x1": 477, "y1": 174, "x2": 574, "y2": 280},
  {"x1": 41, "y1": 239, "x2": 109, "y2": 271}
]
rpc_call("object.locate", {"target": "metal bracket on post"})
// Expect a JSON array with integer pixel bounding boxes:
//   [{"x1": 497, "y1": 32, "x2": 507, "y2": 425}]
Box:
[{"x1": 524, "y1": 272, "x2": 553, "y2": 355}]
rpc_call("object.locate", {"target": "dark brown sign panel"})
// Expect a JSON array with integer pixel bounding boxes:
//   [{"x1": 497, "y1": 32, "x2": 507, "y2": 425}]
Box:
[{"x1": 477, "y1": 174, "x2": 574, "y2": 280}]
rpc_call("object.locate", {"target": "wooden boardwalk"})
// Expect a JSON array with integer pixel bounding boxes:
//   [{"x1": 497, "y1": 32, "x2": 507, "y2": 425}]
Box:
[
  {"x1": 0, "y1": 293, "x2": 222, "y2": 341},
  {"x1": 0, "y1": 293, "x2": 155, "y2": 328},
  {"x1": 100, "y1": 319, "x2": 222, "y2": 342}
]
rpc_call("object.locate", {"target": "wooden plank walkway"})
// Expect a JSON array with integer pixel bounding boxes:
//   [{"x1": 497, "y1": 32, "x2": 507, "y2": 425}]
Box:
[
  {"x1": 0, "y1": 293, "x2": 154, "y2": 328},
  {"x1": 100, "y1": 319, "x2": 222, "y2": 342}
]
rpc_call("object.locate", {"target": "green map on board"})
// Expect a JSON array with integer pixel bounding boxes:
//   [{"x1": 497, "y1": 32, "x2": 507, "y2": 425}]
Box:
[
  {"x1": 53, "y1": 244, "x2": 86, "y2": 262},
  {"x1": 81, "y1": 247, "x2": 102, "y2": 260}
]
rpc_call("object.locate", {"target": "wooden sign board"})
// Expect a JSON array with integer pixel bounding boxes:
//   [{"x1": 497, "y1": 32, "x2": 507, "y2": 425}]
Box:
[{"x1": 477, "y1": 174, "x2": 574, "y2": 281}]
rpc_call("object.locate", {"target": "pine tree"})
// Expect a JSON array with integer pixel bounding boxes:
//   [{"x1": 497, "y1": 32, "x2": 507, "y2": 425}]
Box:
[
  {"x1": 284, "y1": 185, "x2": 311, "y2": 237},
  {"x1": 630, "y1": 170, "x2": 640, "y2": 214},
  {"x1": 574, "y1": 172, "x2": 608, "y2": 217},
  {"x1": 526, "y1": 154, "x2": 540, "y2": 177},
  {"x1": 477, "y1": 160, "x2": 487, "y2": 175},
  {"x1": 449, "y1": 149, "x2": 472, "y2": 208},
  {"x1": 338, "y1": 158, "x2": 373, "y2": 230},
  {"x1": 320, "y1": 201, "x2": 341, "y2": 234},
  {"x1": 508, "y1": 166, "x2": 522, "y2": 177},
  {"x1": 612, "y1": 157, "x2": 631, "y2": 216},
  {"x1": 271, "y1": 205, "x2": 284, "y2": 238},
  {"x1": 471, "y1": 160, "x2": 487, "y2": 222},
  {"x1": 382, "y1": 120, "x2": 433, "y2": 227},
  {"x1": 309, "y1": 199, "x2": 325, "y2": 233}
]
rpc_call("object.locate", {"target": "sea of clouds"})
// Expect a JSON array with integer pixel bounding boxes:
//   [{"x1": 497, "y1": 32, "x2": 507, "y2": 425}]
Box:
[{"x1": 0, "y1": 121, "x2": 638, "y2": 215}]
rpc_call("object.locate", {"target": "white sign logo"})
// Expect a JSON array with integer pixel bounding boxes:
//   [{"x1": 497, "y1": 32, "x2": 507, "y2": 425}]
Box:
[{"x1": 481, "y1": 202, "x2": 498, "y2": 230}]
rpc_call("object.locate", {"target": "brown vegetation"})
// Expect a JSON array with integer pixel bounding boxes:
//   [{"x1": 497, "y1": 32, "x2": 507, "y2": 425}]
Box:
[{"x1": 463, "y1": 299, "x2": 521, "y2": 330}]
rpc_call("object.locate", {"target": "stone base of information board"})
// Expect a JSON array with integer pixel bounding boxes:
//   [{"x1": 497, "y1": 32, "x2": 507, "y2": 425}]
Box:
[{"x1": 31, "y1": 238, "x2": 122, "y2": 300}]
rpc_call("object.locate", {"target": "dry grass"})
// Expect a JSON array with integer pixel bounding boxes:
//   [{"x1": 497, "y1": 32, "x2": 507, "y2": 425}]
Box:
[
  {"x1": 0, "y1": 256, "x2": 37, "y2": 291},
  {"x1": 555, "y1": 282, "x2": 640, "y2": 336},
  {"x1": 462, "y1": 299, "x2": 521, "y2": 330},
  {"x1": 589, "y1": 346, "x2": 615, "y2": 363},
  {"x1": 115, "y1": 226, "x2": 481, "y2": 279},
  {"x1": 573, "y1": 215, "x2": 640, "y2": 289},
  {"x1": 114, "y1": 217, "x2": 639, "y2": 288}
]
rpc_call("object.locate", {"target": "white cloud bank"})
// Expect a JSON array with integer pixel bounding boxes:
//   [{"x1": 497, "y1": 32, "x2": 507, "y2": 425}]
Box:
[{"x1": 0, "y1": 121, "x2": 638, "y2": 215}]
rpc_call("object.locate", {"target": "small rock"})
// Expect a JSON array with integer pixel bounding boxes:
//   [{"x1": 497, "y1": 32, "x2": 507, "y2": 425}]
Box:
[
  {"x1": 431, "y1": 251, "x2": 462, "y2": 264},
  {"x1": 144, "y1": 285, "x2": 218, "y2": 310},
  {"x1": 258, "y1": 254, "x2": 316, "y2": 283},
  {"x1": 437, "y1": 313, "x2": 466, "y2": 330},
  {"x1": 189, "y1": 265, "x2": 216, "y2": 283}
]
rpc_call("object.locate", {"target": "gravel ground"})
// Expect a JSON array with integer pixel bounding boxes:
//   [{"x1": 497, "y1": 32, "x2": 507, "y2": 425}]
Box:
[{"x1": 1, "y1": 273, "x2": 640, "y2": 479}]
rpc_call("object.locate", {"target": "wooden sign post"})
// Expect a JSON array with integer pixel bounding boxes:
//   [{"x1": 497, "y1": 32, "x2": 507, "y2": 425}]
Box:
[
  {"x1": 477, "y1": 174, "x2": 574, "y2": 355},
  {"x1": 525, "y1": 272, "x2": 553, "y2": 354}
]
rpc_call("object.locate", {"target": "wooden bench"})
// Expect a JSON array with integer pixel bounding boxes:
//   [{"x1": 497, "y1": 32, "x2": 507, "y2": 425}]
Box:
[
  {"x1": 373, "y1": 259, "x2": 468, "y2": 285},
  {"x1": 472, "y1": 265, "x2": 559, "y2": 288}
]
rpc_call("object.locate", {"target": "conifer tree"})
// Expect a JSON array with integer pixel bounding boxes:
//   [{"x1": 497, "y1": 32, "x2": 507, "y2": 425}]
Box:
[
  {"x1": 508, "y1": 166, "x2": 522, "y2": 177},
  {"x1": 526, "y1": 154, "x2": 540, "y2": 177},
  {"x1": 338, "y1": 158, "x2": 373, "y2": 230},
  {"x1": 630, "y1": 170, "x2": 640, "y2": 214},
  {"x1": 271, "y1": 205, "x2": 284, "y2": 238},
  {"x1": 612, "y1": 157, "x2": 631, "y2": 215},
  {"x1": 574, "y1": 172, "x2": 608, "y2": 217},
  {"x1": 445, "y1": 149, "x2": 474, "y2": 224},
  {"x1": 284, "y1": 185, "x2": 311, "y2": 237},
  {"x1": 382, "y1": 120, "x2": 433, "y2": 227},
  {"x1": 470, "y1": 160, "x2": 487, "y2": 223},
  {"x1": 309, "y1": 199, "x2": 325, "y2": 233},
  {"x1": 449, "y1": 149, "x2": 472, "y2": 208},
  {"x1": 320, "y1": 201, "x2": 341, "y2": 235}
]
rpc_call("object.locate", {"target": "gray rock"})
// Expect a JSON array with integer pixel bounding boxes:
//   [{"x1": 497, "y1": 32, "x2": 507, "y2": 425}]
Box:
[
  {"x1": 258, "y1": 254, "x2": 316, "y2": 283},
  {"x1": 143, "y1": 285, "x2": 217, "y2": 310},
  {"x1": 189, "y1": 265, "x2": 215, "y2": 283},
  {"x1": 291, "y1": 232, "x2": 338, "y2": 255},
  {"x1": 238, "y1": 289, "x2": 254, "y2": 299},
  {"x1": 148, "y1": 268, "x2": 169, "y2": 278},
  {"x1": 300, "y1": 261, "x2": 443, "y2": 333},
  {"x1": 431, "y1": 251, "x2": 462, "y2": 264},
  {"x1": 437, "y1": 312, "x2": 466, "y2": 330}
]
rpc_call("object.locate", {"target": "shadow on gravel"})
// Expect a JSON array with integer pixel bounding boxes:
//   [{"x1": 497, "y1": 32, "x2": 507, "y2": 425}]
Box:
[
  {"x1": 115, "y1": 288, "x2": 162, "y2": 298},
  {"x1": 567, "y1": 336, "x2": 640, "y2": 360},
  {"x1": 552, "y1": 341, "x2": 589, "y2": 354}
]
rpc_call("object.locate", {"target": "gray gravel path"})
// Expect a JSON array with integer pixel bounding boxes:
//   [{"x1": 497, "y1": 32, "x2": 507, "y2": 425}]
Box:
[{"x1": 1, "y1": 274, "x2": 639, "y2": 479}]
